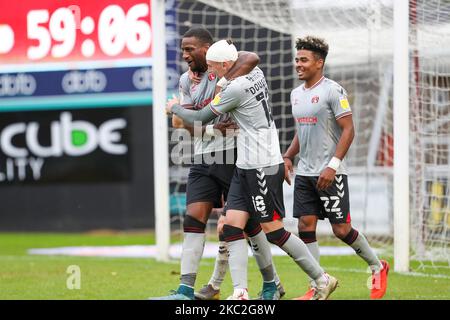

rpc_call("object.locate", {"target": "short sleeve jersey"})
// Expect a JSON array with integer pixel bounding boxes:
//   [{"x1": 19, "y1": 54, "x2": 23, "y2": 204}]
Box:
[
  {"x1": 290, "y1": 77, "x2": 352, "y2": 176},
  {"x1": 179, "y1": 71, "x2": 235, "y2": 155},
  {"x1": 208, "y1": 67, "x2": 283, "y2": 170}
]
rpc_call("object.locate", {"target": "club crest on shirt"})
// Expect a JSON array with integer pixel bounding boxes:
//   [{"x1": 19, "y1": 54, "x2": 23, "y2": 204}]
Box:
[
  {"x1": 311, "y1": 95, "x2": 320, "y2": 104},
  {"x1": 208, "y1": 73, "x2": 216, "y2": 81}
]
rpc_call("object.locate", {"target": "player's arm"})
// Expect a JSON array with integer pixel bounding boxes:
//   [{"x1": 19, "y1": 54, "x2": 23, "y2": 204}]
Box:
[
  {"x1": 171, "y1": 96, "x2": 198, "y2": 135},
  {"x1": 317, "y1": 87, "x2": 354, "y2": 190},
  {"x1": 282, "y1": 134, "x2": 299, "y2": 185},
  {"x1": 224, "y1": 51, "x2": 259, "y2": 80},
  {"x1": 214, "y1": 51, "x2": 259, "y2": 95},
  {"x1": 167, "y1": 86, "x2": 240, "y2": 125},
  {"x1": 175, "y1": 113, "x2": 238, "y2": 137},
  {"x1": 333, "y1": 115, "x2": 355, "y2": 160},
  {"x1": 172, "y1": 111, "x2": 196, "y2": 136},
  {"x1": 177, "y1": 69, "x2": 213, "y2": 135},
  {"x1": 175, "y1": 73, "x2": 238, "y2": 136},
  {"x1": 282, "y1": 91, "x2": 300, "y2": 185},
  {"x1": 174, "y1": 75, "x2": 196, "y2": 131},
  {"x1": 171, "y1": 103, "x2": 217, "y2": 125},
  {"x1": 174, "y1": 78, "x2": 215, "y2": 136},
  {"x1": 317, "y1": 115, "x2": 354, "y2": 190}
]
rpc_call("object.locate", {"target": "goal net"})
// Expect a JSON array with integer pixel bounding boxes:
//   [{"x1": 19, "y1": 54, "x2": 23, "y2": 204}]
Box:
[
  {"x1": 408, "y1": 0, "x2": 450, "y2": 269},
  {"x1": 167, "y1": 0, "x2": 450, "y2": 272}
]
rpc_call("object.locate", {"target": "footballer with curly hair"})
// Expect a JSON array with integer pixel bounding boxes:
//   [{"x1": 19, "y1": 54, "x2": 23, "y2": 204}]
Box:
[{"x1": 283, "y1": 36, "x2": 389, "y2": 300}]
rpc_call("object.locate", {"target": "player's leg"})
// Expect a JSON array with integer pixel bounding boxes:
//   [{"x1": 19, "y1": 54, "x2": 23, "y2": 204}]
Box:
[
  {"x1": 250, "y1": 164, "x2": 338, "y2": 300},
  {"x1": 269, "y1": 256, "x2": 285, "y2": 297},
  {"x1": 209, "y1": 214, "x2": 229, "y2": 292},
  {"x1": 151, "y1": 165, "x2": 220, "y2": 300},
  {"x1": 331, "y1": 222, "x2": 382, "y2": 271},
  {"x1": 241, "y1": 165, "x2": 285, "y2": 300},
  {"x1": 196, "y1": 212, "x2": 285, "y2": 300},
  {"x1": 244, "y1": 217, "x2": 282, "y2": 300},
  {"x1": 223, "y1": 209, "x2": 250, "y2": 300},
  {"x1": 330, "y1": 222, "x2": 389, "y2": 299},
  {"x1": 195, "y1": 157, "x2": 235, "y2": 300},
  {"x1": 321, "y1": 174, "x2": 389, "y2": 299},
  {"x1": 221, "y1": 168, "x2": 252, "y2": 300},
  {"x1": 195, "y1": 213, "x2": 228, "y2": 300},
  {"x1": 294, "y1": 175, "x2": 322, "y2": 263},
  {"x1": 177, "y1": 201, "x2": 213, "y2": 297},
  {"x1": 292, "y1": 175, "x2": 323, "y2": 299},
  {"x1": 261, "y1": 219, "x2": 337, "y2": 300},
  {"x1": 245, "y1": 219, "x2": 273, "y2": 282},
  {"x1": 298, "y1": 216, "x2": 320, "y2": 263},
  {"x1": 295, "y1": 215, "x2": 320, "y2": 300},
  {"x1": 230, "y1": 165, "x2": 281, "y2": 300},
  {"x1": 150, "y1": 200, "x2": 213, "y2": 300}
]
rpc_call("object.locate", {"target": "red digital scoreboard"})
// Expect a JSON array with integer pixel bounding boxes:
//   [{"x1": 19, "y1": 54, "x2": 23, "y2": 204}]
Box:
[
  {"x1": 0, "y1": 0, "x2": 152, "y2": 68},
  {"x1": 0, "y1": 0, "x2": 178, "y2": 111}
]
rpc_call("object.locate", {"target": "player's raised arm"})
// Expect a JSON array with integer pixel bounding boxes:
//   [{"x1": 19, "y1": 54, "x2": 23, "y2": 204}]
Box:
[
  {"x1": 213, "y1": 51, "x2": 259, "y2": 97},
  {"x1": 168, "y1": 39, "x2": 243, "y2": 125},
  {"x1": 224, "y1": 51, "x2": 259, "y2": 80}
]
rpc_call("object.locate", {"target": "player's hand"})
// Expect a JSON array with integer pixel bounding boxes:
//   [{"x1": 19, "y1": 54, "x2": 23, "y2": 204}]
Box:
[
  {"x1": 283, "y1": 157, "x2": 294, "y2": 185},
  {"x1": 166, "y1": 94, "x2": 180, "y2": 114},
  {"x1": 214, "y1": 119, "x2": 239, "y2": 135},
  {"x1": 317, "y1": 167, "x2": 336, "y2": 190},
  {"x1": 172, "y1": 114, "x2": 185, "y2": 128},
  {"x1": 216, "y1": 214, "x2": 226, "y2": 235},
  {"x1": 188, "y1": 69, "x2": 202, "y2": 85}
]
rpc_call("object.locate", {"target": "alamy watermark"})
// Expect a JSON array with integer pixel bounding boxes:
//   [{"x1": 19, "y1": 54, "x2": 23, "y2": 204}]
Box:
[
  {"x1": 170, "y1": 121, "x2": 282, "y2": 174},
  {"x1": 66, "y1": 265, "x2": 81, "y2": 290}
]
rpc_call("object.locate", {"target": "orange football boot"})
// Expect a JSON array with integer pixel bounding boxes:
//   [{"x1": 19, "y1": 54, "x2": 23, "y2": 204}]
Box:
[
  {"x1": 370, "y1": 260, "x2": 390, "y2": 299},
  {"x1": 293, "y1": 287, "x2": 316, "y2": 300}
]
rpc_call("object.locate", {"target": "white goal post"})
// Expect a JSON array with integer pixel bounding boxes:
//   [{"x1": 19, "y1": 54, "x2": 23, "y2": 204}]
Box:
[
  {"x1": 393, "y1": 0, "x2": 410, "y2": 273},
  {"x1": 152, "y1": 0, "x2": 170, "y2": 262}
]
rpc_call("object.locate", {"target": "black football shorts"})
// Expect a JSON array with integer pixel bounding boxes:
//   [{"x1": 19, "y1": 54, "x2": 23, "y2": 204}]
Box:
[
  {"x1": 186, "y1": 149, "x2": 237, "y2": 207},
  {"x1": 226, "y1": 163, "x2": 285, "y2": 223},
  {"x1": 293, "y1": 174, "x2": 351, "y2": 224}
]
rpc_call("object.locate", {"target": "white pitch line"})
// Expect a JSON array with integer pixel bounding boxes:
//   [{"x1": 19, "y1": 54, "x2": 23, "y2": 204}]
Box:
[
  {"x1": 326, "y1": 266, "x2": 450, "y2": 280},
  {"x1": 25, "y1": 243, "x2": 450, "y2": 280}
]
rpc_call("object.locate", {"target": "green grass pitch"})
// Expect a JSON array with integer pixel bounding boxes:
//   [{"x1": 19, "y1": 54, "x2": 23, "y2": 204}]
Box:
[{"x1": 0, "y1": 232, "x2": 448, "y2": 300}]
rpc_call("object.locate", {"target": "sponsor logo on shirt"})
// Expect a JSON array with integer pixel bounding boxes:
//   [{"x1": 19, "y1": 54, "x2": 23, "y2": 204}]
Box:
[
  {"x1": 311, "y1": 95, "x2": 320, "y2": 103},
  {"x1": 296, "y1": 117, "x2": 318, "y2": 124}
]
